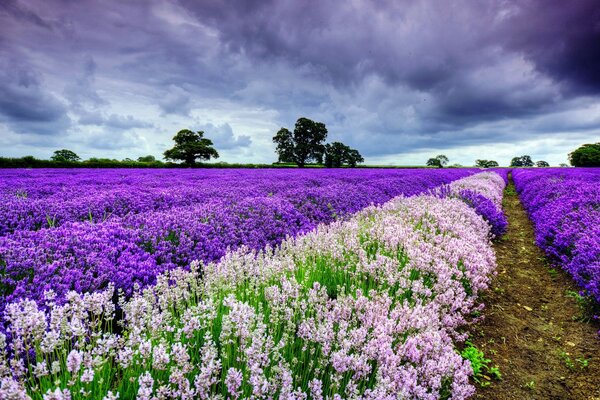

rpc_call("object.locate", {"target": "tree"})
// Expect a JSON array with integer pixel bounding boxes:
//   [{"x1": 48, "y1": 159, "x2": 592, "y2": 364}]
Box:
[
  {"x1": 510, "y1": 155, "x2": 534, "y2": 167},
  {"x1": 51, "y1": 149, "x2": 80, "y2": 162},
  {"x1": 426, "y1": 158, "x2": 442, "y2": 168},
  {"x1": 163, "y1": 129, "x2": 219, "y2": 166},
  {"x1": 475, "y1": 159, "x2": 499, "y2": 168},
  {"x1": 138, "y1": 155, "x2": 156, "y2": 163},
  {"x1": 535, "y1": 160, "x2": 550, "y2": 167},
  {"x1": 435, "y1": 154, "x2": 449, "y2": 167},
  {"x1": 272, "y1": 128, "x2": 295, "y2": 163},
  {"x1": 272, "y1": 117, "x2": 328, "y2": 167},
  {"x1": 426, "y1": 154, "x2": 449, "y2": 168},
  {"x1": 346, "y1": 149, "x2": 364, "y2": 167},
  {"x1": 569, "y1": 142, "x2": 600, "y2": 167},
  {"x1": 559, "y1": 163, "x2": 569, "y2": 168},
  {"x1": 324, "y1": 142, "x2": 364, "y2": 167},
  {"x1": 292, "y1": 117, "x2": 328, "y2": 167}
]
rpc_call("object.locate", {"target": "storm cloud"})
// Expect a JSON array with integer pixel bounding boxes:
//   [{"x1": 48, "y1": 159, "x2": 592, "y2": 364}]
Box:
[{"x1": 0, "y1": 0, "x2": 598, "y2": 165}]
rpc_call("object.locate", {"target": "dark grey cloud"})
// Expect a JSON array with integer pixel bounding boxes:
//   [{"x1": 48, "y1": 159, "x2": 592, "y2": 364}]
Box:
[
  {"x1": 0, "y1": 58, "x2": 71, "y2": 135},
  {"x1": 177, "y1": 0, "x2": 598, "y2": 125},
  {"x1": 0, "y1": 0, "x2": 53, "y2": 29},
  {"x1": 63, "y1": 55, "x2": 107, "y2": 109},
  {"x1": 501, "y1": 0, "x2": 600, "y2": 93},
  {"x1": 0, "y1": 0, "x2": 598, "y2": 164}
]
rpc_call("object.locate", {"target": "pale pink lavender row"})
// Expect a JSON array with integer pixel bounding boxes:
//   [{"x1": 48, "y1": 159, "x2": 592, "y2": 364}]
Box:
[
  {"x1": 513, "y1": 168, "x2": 600, "y2": 307},
  {"x1": 431, "y1": 172, "x2": 508, "y2": 239},
  {"x1": 0, "y1": 169, "x2": 476, "y2": 315}
]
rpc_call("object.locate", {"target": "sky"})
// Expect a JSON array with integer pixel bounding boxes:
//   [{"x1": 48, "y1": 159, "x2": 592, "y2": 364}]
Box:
[{"x1": 0, "y1": 0, "x2": 599, "y2": 166}]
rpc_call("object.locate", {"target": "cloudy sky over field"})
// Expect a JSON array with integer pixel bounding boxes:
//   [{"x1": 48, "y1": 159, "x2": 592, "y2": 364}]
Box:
[{"x1": 1, "y1": 0, "x2": 599, "y2": 165}]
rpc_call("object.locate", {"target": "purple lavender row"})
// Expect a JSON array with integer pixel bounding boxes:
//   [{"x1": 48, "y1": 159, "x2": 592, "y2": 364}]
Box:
[
  {"x1": 0, "y1": 169, "x2": 477, "y2": 235},
  {"x1": 0, "y1": 169, "x2": 475, "y2": 314},
  {"x1": 513, "y1": 168, "x2": 600, "y2": 306}
]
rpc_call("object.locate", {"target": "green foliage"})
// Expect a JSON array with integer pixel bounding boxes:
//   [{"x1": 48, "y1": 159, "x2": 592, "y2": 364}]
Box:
[
  {"x1": 163, "y1": 129, "x2": 219, "y2": 165},
  {"x1": 324, "y1": 141, "x2": 364, "y2": 167},
  {"x1": 272, "y1": 128, "x2": 295, "y2": 163},
  {"x1": 51, "y1": 149, "x2": 81, "y2": 162},
  {"x1": 565, "y1": 290, "x2": 597, "y2": 322},
  {"x1": 475, "y1": 159, "x2": 499, "y2": 168},
  {"x1": 137, "y1": 155, "x2": 156, "y2": 162},
  {"x1": 426, "y1": 158, "x2": 441, "y2": 168},
  {"x1": 535, "y1": 160, "x2": 549, "y2": 167},
  {"x1": 510, "y1": 155, "x2": 534, "y2": 167},
  {"x1": 460, "y1": 341, "x2": 501, "y2": 386},
  {"x1": 524, "y1": 380, "x2": 535, "y2": 390},
  {"x1": 569, "y1": 142, "x2": 600, "y2": 167},
  {"x1": 273, "y1": 117, "x2": 328, "y2": 167},
  {"x1": 293, "y1": 117, "x2": 328, "y2": 167},
  {"x1": 426, "y1": 155, "x2": 449, "y2": 168},
  {"x1": 558, "y1": 350, "x2": 575, "y2": 369}
]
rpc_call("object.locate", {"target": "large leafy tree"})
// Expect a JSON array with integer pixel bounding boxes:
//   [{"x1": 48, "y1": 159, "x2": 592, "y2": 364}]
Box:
[
  {"x1": 51, "y1": 149, "x2": 80, "y2": 162},
  {"x1": 324, "y1": 142, "x2": 364, "y2": 167},
  {"x1": 272, "y1": 128, "x2": 295, "y2": 163},
  {"x1": 510, "y1": 155, "x2": 534, "y2": 167},
  {"x1": 569, "y1": 143, "x2": 600, "y2": 167},
  {"x1": 535, "y1": 160, "x2": 550, "y2": 167},
  {"x1": 273, "y1": 117, "x2": 328, "y2": 167},
  {"x1": 163, "y1": 129, "x2": 219, "y2": 166},
  {"x1": 426, "y1": 154, "x2": 449, "y2": 168},
  {"x1": 346, "y1": 149, "x2": 364, "y2": 167}
]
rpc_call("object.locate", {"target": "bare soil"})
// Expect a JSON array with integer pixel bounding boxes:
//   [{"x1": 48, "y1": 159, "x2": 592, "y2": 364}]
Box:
[{"x1": 471, "y1": 175, "x2": 600, "y2": 400}]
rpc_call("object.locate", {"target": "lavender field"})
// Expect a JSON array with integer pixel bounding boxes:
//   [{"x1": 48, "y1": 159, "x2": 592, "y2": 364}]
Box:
[
  {"x1": 0, "y1": 169, "x2": 480, "y2": 312},
  {"x1": 0, "y1": 169, "x2": 511, "y2": 399},
  {"x1": 513, "y1": 168, "x2": 600, "y2": 312}
]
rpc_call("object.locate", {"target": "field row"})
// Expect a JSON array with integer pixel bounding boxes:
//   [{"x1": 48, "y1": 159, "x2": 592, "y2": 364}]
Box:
[
  {"x1": 0, "y1": 169, "x2": 478, "y2": 314},
  {"x1": 513, "y1": 168, "x2": 600, "y2": 313},
  {"x1": 0, "y1": 172, "x2": 507, "y2": 399},
  {"x1": 0, "y1": 169, "x2": 479, "y2": 235}
]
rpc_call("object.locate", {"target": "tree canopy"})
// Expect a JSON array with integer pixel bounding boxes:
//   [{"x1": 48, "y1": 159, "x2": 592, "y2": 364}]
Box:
[
  {"x1": 475, "y1": 159, "x2": 499, "y2": 168},
  {"x1": 273, "y1": 117, "x2": 328, "y2": 167},
  {"x1": 569, "y1": 143, "x2": 600, "y2": 167},
  {"x1": 137, "y1": 155, "x2": 157, "y2": 163},
  {"x1": 426, "y1": 154, "x2": 449, "y2": 168},
  {"x1": 510, "y1": 155, "x2": 534, "y2": 167},
  {"x1": 272, "y1": 128, "x2": 295, "y2": 163},
  {"x1": 163, "y1": 129, "x2": 219, "y2": 166},
  {"x1": 51, "y1": 149, "x2": 80, "y2": 162},
  {"x1": 324, "y1": 142, "x2": 364, "y2": 167},
  {"x1": 535, "y1": 160, "x2": 550, "y2": 167}
]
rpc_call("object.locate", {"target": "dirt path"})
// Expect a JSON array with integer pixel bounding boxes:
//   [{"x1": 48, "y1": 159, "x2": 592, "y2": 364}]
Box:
[{"x1": 472, "y1": 175, "x2": 600, "y2": 400}]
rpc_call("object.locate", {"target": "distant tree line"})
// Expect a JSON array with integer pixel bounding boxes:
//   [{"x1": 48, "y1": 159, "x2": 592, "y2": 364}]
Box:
[
  {"x1": 273, "y1": 117, "x2": 364, "y2": 167},
  {"x1": 475, "y1": 159, "x2": 499, "y2": 168},
  {"x1": 0, "y1": 155, "x2": 314, "y2": 169},
  {"x1": 423, "y1": 154, "x2": 558, "y2": 168},
  {"x1": 2, "y1": 127, "x2": 597, "y2": 168},
  {"x1": 509, "y1": 155, "x2": 551, "y2": 167}
]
